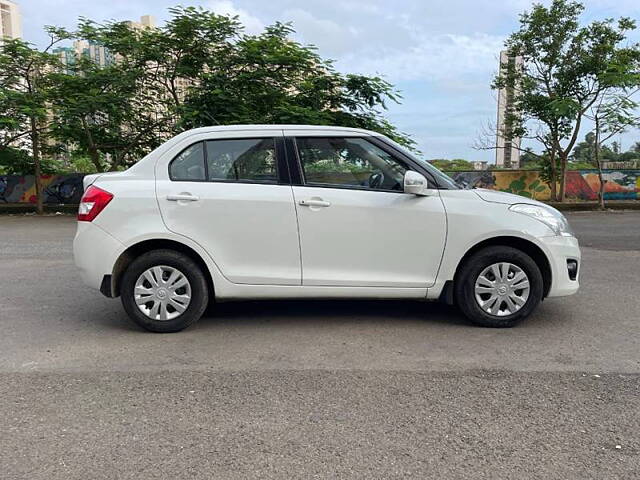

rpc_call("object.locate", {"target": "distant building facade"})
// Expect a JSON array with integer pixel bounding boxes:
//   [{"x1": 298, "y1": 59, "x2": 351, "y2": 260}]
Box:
[
  {"x1": 52, "y1": 46, "x2": 76, "y2": 73},
  {"x1": 125, "y1": 14, "x2": 156, "y2": 30},
  {"x1": 53, "y1": 16, "x2": 157, "y2": 71},
  {"x1": 73, "y1": 40, "x2": 115, "y2": 67},
  {"x1": 0, "y1": 0, "x2": 21, "y2": 41},
  {"x1": 495, "y1": 51, "x2": 522, "y2": 169}
]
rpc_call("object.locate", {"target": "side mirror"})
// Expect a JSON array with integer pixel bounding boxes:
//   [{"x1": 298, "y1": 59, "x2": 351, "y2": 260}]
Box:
[{"x1": 404, "y1": 171, "x2": 430, "y2": 196}]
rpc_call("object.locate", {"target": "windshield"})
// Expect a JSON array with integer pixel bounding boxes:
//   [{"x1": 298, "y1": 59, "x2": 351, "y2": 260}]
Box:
[{"x1": 378, "y1": 137, "x2": 460, "y2": 189}]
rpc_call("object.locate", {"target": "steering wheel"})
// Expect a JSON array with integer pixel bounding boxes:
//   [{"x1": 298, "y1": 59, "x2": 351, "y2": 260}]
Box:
[{"x1": 368, "y1": 172, "x2": 385, "y2": 189}]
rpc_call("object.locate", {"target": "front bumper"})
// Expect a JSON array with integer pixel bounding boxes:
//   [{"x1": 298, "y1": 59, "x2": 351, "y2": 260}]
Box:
[
  {"x1": 539, "y1": 235, "x2": 581, "y2": 297},
  {"x1": 73, "y1": 221, "x2": 124, "y2": 291}
]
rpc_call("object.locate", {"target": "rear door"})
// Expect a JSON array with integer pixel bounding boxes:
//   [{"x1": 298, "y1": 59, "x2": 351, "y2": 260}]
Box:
[
  {"x1": 286, "y1": 131, "x2": 447, "y2": 288},
  {"x1": 156, "y1": 129, "x2": 301, "y2": 285}
]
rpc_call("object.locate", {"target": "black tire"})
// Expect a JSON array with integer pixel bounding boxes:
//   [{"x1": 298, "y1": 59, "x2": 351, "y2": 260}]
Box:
[
  {"x1": 120, "y1": 249, "x2": 209, "y2": 333},
  {"x1": 454, "y1": 246, "x2": 543, "y2": 328}
]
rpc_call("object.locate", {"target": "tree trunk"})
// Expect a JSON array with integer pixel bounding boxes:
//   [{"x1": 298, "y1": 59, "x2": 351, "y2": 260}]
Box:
[
  {"x1": 81, "y1": 117, "x2": 104, "y2": 172},
  {"x1": 558, "y1": 152, "x2": 568, "y2": 202},
  {"x1": 549, "y1": 150, "x2": 558, "y2": 202},
  {"x1": 30, "y1": 117, "x2": 44, "y2": 215},
  {"x1": 109, "y1": 151, "x2": 122, "y2": 172},
  {"x1": 594, "y1": 118, "x2": 606, "y2": 210},
  {"x1": 88, "y1": 145, "x2": 103, "y2": 173}
]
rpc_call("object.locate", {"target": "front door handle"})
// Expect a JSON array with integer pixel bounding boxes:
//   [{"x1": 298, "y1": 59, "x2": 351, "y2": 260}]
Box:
[
  {"x1": 299, "y1": 199, "x2": 331, "y2": 208},
  {"x1": 167, "y1": 194, "x2": 200, "y2": 202}
]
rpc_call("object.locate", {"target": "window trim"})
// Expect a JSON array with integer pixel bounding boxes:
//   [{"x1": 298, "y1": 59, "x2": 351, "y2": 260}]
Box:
[
  {"x1": 168, "y1": 136, "x2": 285, "y2": 185},
  {"x1": 290, "y1": 135, "x2": 418, "y2": 194}
]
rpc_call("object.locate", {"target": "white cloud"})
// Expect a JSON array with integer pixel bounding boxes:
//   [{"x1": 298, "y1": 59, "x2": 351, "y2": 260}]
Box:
[
  {"x1": 357, "y1": 33, "x2": 504, "y2": 84},
  {"x1": 207, "y1": 0, "x2": 264, "y2": 34},
  {"x1": 283, "y1": 8, "x2": 362, "y2": 56}
]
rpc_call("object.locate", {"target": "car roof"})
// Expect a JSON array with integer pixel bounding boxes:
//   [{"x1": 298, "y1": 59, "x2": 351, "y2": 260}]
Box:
[
  {"x1": 126, "y1": 124, "x2": 384, "y2": 175},
  {"x1": 182, "y1": 124, "x2": 381, "y2": 135}
]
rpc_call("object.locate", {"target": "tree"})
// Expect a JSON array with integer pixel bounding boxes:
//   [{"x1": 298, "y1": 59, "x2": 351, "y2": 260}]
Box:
[
  {"x1": 0, "y1": 29, "x2": 69, "y2": 213},
  {"x1": 62, "y1": 7, "x2": 412, "y2": 170},
  {"x1": 77, "y1": 6, "x2": 241, "y2": 124},
  {"x1": 519, "y1": 148, "x2": 542, "y2": 169},
  {"x1": 588, "y1": 91, "x2": 639, "y2": 209},
  {"x1": 48, "y1": 56, "x2": 169, "y2": 172},
  {"x1": 495, "y1": 0, "x2": 640, "y2": 201},
  {"x1": 571, "y1": 132, "x2": 596, "y2": 164},
  {"x1": 182, "y1": 22, "x2": 413, "y2": 147},
  {"x1": 429, "y1": 159, "x2": 474, "y2": 171}
]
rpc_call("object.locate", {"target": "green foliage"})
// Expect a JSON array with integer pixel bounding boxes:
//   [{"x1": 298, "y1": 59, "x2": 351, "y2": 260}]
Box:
[
  {"x1": 0, "y1": 147, "x2": 58, "y2": 175},
  {"x1": 0, "y1": 6, "x2": 412, "y2": 177},
  {"x1": 61, "y1": 7, "x2": 414, "y2": 172},
  {"x1": 47, "y1": 56, "x2": 168, "y2": 172},
  {"x1": 181, "y1": 21, "x2": 413, "y2": 148},
  {"x1": 429, "y1": 159, "x2": 475, "y2": 171}
]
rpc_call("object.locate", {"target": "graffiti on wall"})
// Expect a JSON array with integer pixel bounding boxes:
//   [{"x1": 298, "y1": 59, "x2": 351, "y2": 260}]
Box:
[
  {"x1": 447, "y1": 170, "x2": 640, "y2": 201},
  {"x1": 1, "y1": 170, "x2": 639, "y2": 203},
  {"x1": 0, "y1": 174, "x2": 85, "y2": 204}
]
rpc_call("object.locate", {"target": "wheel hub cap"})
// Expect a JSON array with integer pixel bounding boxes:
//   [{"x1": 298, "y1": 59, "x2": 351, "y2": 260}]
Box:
[
  {"x1": 134, "y1": 265, "x2": 192, "y2": 321},
  {"x1": 474, "y1": 262, "x2": 530, "y2": 317}
]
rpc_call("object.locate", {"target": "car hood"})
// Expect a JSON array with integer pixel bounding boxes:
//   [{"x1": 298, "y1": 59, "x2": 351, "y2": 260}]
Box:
[{"x1": 473, "y1": 188, "x2": 547, "y2": 207}]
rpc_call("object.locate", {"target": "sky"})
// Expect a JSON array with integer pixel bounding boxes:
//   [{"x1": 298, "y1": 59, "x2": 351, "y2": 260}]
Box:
[{"x1": 18, "y1": 0, "x2": 640, "y2": 162}]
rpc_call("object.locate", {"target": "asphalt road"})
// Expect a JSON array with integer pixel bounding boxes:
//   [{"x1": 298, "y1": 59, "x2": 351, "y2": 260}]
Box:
[{"x1": 1, "y1": 212, "x2": 639, "y2": 479}]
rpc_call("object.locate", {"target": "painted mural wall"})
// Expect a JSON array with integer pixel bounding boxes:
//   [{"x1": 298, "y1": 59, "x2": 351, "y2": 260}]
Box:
[
  {"x1": 447, "y1": 169, "x2": 640, "y2": 201},
  {"x1": 0, "y1": 174, "x2": 85, "y2": 204},
  {"x1": 1, "y1": 170, "x2": 639, "y2": 204}
]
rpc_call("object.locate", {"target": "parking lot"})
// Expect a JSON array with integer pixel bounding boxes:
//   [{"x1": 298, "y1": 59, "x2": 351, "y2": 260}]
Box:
[{"x1": 1, "y1": 211, "x2": 639, "y2": 478}]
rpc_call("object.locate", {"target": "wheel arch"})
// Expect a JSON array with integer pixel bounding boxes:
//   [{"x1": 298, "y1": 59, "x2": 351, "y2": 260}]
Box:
[
  {"x1": 451, "y1": 236, "x2": 552, "y2": 300},
  {"x1": 110, "y1": 238, "x2": 215, "y2": 299}
]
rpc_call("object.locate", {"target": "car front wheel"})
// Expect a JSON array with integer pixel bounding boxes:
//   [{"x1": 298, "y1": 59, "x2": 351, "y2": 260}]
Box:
[
  {"x1": 120, "y1": 249, "x2": 209, "y2": 333},
  {"x1": 454, "y1": 246, "x2": 543, "y2": 328}
]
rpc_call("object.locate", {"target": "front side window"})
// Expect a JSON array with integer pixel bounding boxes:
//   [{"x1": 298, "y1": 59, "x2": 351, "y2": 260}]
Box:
[
  {"x1": 296, "y1": 137, "x2": 408, "y2": 191},
  {"x1": 206, "y1": 138, "x2": 277, "y2": 183},
  {"x1": 169, "y1": 142, "x2": 206, "y2": 181}
]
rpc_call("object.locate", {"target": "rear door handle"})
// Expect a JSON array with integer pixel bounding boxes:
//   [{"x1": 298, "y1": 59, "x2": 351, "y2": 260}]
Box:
[
  {"x1": 166, "y1": 194, "x2": 200, "y2": 202},
  {"x1": 299, "y1": 199, "x2": 331, "y2": 208}
]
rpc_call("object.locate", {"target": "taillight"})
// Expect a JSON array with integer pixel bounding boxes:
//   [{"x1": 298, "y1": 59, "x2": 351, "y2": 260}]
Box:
[{"x1": 78, "y1": 185, "x2": 113, "y2": 222}]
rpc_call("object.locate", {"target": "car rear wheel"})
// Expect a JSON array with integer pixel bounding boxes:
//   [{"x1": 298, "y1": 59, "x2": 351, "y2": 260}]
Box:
[
  {"x1": 121, "y1": 249, "x2": 209, "y2": 333},
  {"x1": 454, "y1": 246, "x2": 543, "y2": 328}
]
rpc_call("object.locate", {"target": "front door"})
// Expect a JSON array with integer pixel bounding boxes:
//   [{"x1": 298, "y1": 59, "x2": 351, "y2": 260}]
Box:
[
  {"x1": 156, "y1": 132, "x2": 301, "y2": 285},
  {"x1": 290, "y1": 136, "x2": 446, "y2": 288}
]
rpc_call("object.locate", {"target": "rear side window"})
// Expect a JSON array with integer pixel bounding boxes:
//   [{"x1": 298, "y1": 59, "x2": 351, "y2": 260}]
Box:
[
  {"x1": 206, "y1": 138, "x2": 277, "y2": 183},
  {"x1": 169, "y1": 143, "x2": 205, "y2": 181},
  {"x1": 169, "y1": 138, "x2": 278, "y2": 183}
]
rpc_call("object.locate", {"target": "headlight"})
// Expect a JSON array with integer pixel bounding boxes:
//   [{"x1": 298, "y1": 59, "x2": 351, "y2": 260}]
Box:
[{"x1": 509, "y1": 203, "x2": 574, "y2": 237}]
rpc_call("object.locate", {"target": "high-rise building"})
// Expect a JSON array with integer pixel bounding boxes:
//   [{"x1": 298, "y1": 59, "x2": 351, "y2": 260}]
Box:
[
  {"x1": 73, "y1": 40, "x2": 115, "y2": 68},
  {"x1": 495, "y1": 50, "x2": 523, "y2": 169},
  {"x1": 0, "y1": 0, "x2": 21, "y2": 40},
  {"x1": 126, "y1": 15, "x2": 156, "y2": 30},
  {"x1": 52, "y1": 46, "x2": 76, "y2": 73}
]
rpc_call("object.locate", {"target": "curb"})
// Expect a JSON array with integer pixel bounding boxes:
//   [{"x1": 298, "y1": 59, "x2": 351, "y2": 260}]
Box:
[
  {"x1": 545, "y1": 201, "x2": 640, "y2": 212},
  {"x1": 0, "y1": 204, "x2": 78, "y2": 215}
]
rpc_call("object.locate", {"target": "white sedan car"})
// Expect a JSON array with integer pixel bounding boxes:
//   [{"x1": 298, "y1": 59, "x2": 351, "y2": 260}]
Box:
[{"x1": 74, "y1": 125, "x2": 580, "y2": 332}]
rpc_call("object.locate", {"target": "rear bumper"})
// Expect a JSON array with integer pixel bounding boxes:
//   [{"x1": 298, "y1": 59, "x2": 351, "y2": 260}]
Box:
[
  {"x1": 539, "y1": 235, "x2": 581, "y2": 297},
  {"x1": 73, "y1": 222, "x2": 124, "y2": 291}
]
